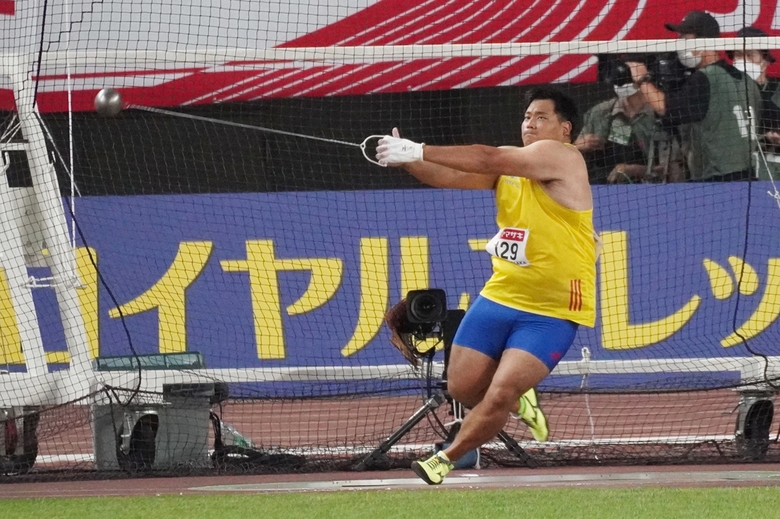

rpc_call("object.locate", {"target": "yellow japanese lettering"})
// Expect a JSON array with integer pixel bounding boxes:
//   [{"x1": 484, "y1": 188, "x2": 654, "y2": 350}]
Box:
[
  {"x1": 703, "y1": 258, "x2": 734, "y2": 300},
  {"x1": 45, "y1": 351, "x2": 70, "y2": 364},
  {"x1": 222, "y1": 241, "x2": 280, "y2": 359},
  {"x1": 721, "y1": 259, "x2": 780, "y2": 347},
  {"x1": 341, "y1": 238, "x2": 389, "y2": 357},
  {"x1": 600, "y1": 231, "x2": 701, "y2": 349},
  {"x1": 281, "y1": 257, "x2": 343, "y2": 316},
  {"x1": 1, "y1": 248, "x2": 100, "y2": 365},
  {"x1": 400, "y1": 236, "x2": 429, "y2": 297},
  {"x1": 30, "y1": 246, "x2": 100, "y2": 366},
  {"x1": 221, "y1": 240, "x2": 343, "y2": 360},
  {"x1": 0, "y1": 268, "x2": 24, "y2": 364},
  {"x1": 109, "y1": 241, "x2": 213, "y2": 354},
  {"x1": 76, "y1": 247, "x2": 99, "y2": 359},
  {"x1": 468, "y1": 238, "x2": 489, "y2": 251},
  {"x1": 703, "y1": 256, "x2": 760, "y2": 301},
  {"x1": 728, "y1": 256, "x2": 759, "y2": 296}
]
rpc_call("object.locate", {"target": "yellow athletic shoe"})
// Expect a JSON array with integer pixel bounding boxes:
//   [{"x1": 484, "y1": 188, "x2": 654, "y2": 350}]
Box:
[
  {"x1": 513, "y1": 388, "x2": 549, "y2": 442},
  {"x1": 411, "y1": 452, "x2": 453, "y2": 485}
]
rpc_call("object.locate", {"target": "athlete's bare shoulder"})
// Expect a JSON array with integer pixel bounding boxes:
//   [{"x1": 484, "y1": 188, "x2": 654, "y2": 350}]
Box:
[
  {"x1": 528, "y1": 139, "x2": 586, "y2": 177},
  {"x1": 533, "y1": 142, "x2": 591, "y2": 211},
  {"x1": 562, "y1": 142, "x2": 589, "y2": 175},
  {"x1": 527, "y1": 139, "x2": 581, "y2": 159}
]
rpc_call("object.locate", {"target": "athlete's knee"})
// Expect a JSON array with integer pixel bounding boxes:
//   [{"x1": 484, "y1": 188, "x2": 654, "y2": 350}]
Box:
[
  {"x1": 481, "y1": 382, "x2": 524, "y2": 414},
  {"x1": 447, "y1": 377, "x2": 482, "y2": 408},
  {"x1": 446, "y1": 347, "x2": 497, "y2": 408}
]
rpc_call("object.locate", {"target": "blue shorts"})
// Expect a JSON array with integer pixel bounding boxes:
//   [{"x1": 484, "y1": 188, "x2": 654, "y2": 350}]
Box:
[{"x1": 452, "y1": 296, "x2": 578, "y2": 371}]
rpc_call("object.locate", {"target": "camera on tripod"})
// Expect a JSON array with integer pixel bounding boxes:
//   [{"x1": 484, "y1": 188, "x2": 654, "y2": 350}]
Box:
[
  {"x1": 403, "y1": 289, "x2": 448, "y2": 339},
  {"x1": 385, "y1": 288, "x2": 452, "y2": 365}
]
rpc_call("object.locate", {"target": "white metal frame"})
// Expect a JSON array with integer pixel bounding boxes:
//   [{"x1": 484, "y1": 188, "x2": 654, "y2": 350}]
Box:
[{"x1": 0, "y1": 54, "x2": 92, "y2": 407}]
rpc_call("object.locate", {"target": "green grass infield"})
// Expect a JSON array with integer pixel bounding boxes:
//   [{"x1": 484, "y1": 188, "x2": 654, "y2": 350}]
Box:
[{"x1": 3, "y1": 487, "x2": 780, "y2": 519}]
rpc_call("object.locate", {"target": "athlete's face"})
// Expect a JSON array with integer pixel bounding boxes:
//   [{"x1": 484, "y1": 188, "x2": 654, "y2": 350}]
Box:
[{"x1": 522, "y1": 99, "x2": 572, "y2": 146}]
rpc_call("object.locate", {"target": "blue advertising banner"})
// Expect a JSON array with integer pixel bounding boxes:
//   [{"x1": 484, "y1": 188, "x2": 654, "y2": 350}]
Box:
[{"x1": 9, "y1": 184, "x2": 780, "y2": 384}]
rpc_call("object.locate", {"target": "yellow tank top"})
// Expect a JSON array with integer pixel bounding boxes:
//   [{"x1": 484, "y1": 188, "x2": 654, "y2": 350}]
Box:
[{"x1": 480, "y1": 176, "x2": 597, "y2": 327}]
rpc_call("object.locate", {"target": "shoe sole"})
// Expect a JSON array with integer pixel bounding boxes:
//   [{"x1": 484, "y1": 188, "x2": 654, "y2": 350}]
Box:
[{"x1": 411, "y1": 461, "x2": 441, "y2": 485}]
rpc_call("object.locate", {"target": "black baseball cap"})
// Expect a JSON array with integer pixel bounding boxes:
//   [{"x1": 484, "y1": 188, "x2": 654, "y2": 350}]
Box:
[
  {"x1": 665, "y1": 10, "x2": 720, "y2": 38},
  {"x1": 727, "y1": 26, "x2": 776, "y2": 63},
  {"x1": 609, "y1": 62, "x2": 633, "y2": 87}
]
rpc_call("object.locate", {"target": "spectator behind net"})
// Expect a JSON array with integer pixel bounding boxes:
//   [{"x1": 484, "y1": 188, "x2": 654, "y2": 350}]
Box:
[
  {"x1": 726, "y1": 26, "x2": 780, "y2": 150},
  {"x1": 575, "y1": 61, "x2": 683, "y2": 183},
  {"x1": 629, "y1": 10, "x2": 761, "y2": 181}
]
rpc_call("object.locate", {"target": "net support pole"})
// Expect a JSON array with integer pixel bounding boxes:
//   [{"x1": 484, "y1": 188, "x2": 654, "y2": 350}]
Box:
[
  {"x1": 0, "y1": 53, "x2": 48, "y2": 378},
  {"x1": 5, "y1": 54, "x2": 93, "y2": 382},
  {"x1": 0, "y1": 139, "x2": 48, "y2": 376}
]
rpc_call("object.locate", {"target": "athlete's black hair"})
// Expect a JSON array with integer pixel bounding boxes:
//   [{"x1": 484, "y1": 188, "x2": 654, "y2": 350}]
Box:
[{"x1": 523, "y1": 88, "x2": 580, "y2": 142}]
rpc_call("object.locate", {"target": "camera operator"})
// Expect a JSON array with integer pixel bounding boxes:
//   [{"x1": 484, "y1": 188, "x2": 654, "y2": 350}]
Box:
[
  {"x1": 726, "y1": 26, "x2": 780, "y2": 179},
  {"x1": 727, "y1": 27, "x2": 780, "y2": 151},
  {"x1": 575, "y1": 60, "x2": 683, "y2": 183},
  {"x1": 629, "y1": 10, "x2": 761, "y2": 181}
]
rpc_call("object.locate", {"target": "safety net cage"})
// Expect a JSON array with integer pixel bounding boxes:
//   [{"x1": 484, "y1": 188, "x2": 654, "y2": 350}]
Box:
[{"x1": 1, "y1": 0, "x2": 780, "y2": 480}]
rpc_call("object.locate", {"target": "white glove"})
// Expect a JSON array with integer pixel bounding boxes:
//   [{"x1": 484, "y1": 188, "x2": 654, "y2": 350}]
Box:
[{"x1": 376, "y1": 127, "x2": 424, "y2": 167}]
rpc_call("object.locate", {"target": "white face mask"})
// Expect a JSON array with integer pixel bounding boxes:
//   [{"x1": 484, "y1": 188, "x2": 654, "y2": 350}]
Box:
[
  {"x1": 677, "y1": 50, "x2": 700, "y2": 69},
  {"x1": 733, "y1": 59, "x2": 763, "y2": 81},
  {"x1": 614, "y1": 84, "x2": 639, "y2": 99}
]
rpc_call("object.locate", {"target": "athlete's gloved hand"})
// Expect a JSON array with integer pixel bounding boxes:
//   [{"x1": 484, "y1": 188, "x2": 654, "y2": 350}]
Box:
[{"x1": 376, "y1": 127, "x2": 424, "y2": 167}]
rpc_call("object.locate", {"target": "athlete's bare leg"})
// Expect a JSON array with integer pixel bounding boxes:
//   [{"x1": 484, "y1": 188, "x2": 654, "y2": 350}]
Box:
[
  {"x1": 445, "y1": 344, "x2": 498, "y2": 409},
  {"x1": 442, "y1": 349, "x2": 550, "y2": 462}
]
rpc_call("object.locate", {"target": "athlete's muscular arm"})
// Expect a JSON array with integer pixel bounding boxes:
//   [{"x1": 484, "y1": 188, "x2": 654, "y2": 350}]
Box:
[
  {"x1": 380, "y1": 128, "x2": 497, "y2": 189},
  {"x1": 402, "y1": 160, "x2": 498, "y2": 190},
  {"x1": 377, "y1": 128, "x2": 590, "y2": 209},
  {"x1": 421, "y1": 140, "x2": 570, "y2": 182},
  {"x1": 419, "y1": 141, "x2": 590, "y2": 211}
]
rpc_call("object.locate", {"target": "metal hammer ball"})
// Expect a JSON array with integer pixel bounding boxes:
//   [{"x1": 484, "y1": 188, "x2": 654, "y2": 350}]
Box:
[{"x1": 94, "y1": 88, "x2": 123, "y2": 116}]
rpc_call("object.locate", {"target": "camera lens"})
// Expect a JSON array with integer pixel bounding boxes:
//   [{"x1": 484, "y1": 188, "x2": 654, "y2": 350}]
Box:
[
  {"x1": 406, "y1": 289, "x2": 447, "y2": 324},
  {"x1": 409, "y1": 294, "x2": 442, "y2": 322}
]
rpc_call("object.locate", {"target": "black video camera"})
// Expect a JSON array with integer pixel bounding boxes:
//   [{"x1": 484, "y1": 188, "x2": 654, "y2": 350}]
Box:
[
  {"x1": 403, "y1": 289, "x2": 447, "y2": 339},
  {"x1": 623, "y1": 52, "x2": 691, "y2": 92}
]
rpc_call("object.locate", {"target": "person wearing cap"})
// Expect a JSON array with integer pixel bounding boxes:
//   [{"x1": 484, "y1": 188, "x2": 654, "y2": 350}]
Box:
[
  {"x1": 727, "y1": 27, "x2": 780, "y2": 151},
  {"x1": 575, "y1": 61, "x2": 683, "y2": 183},
  {"x1": 627, "y1": 10, "x2": 761, "y2": 181}
]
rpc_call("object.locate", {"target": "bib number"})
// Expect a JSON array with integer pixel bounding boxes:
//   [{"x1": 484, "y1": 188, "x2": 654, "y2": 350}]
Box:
[{"x1": 486, "y1": 227, "x2": 530, "y2": 267}]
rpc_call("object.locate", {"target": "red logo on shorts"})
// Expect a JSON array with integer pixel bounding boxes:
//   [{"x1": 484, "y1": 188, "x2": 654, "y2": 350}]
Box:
[{"x1": 0, "y1": 2, "x2": 14, "y2": 15}]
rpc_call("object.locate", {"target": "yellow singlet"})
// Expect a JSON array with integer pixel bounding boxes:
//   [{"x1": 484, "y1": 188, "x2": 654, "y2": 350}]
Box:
[{"x1": 480, "y1": 175, "x2": 597, "y2": 327}]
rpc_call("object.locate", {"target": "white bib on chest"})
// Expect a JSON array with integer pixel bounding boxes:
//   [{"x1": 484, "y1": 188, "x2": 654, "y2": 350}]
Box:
[{"x1": 486, "y1": 227, "x2": 531, "y2": 267}]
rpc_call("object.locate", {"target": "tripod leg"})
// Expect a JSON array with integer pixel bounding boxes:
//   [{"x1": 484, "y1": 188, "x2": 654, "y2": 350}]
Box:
[
  {"x1": 497, "y1": 430, "x2": 537, "y2": 468},
  {"x1": 354, "y1": 391, "x2": 447, "y2": 471}
]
